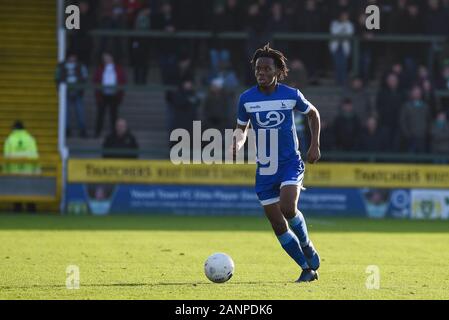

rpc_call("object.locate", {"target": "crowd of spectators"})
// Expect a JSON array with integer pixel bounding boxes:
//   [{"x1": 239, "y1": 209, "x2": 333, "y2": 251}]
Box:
[
  {"x1": 320, "y1": 62, "x2": 449, "y2": 155},
  {"x1": 70, "y1": 0, "x2": 449, "y2": 83},
  {"x1": 63, "y1": 0, "x2": 449, "y2": 157}
]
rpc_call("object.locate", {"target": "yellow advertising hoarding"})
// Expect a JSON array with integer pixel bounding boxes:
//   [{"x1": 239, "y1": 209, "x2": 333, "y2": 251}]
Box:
[
  {"x1": 68, "y1": 159, "x2": 256, "y2": 185},
  {"x1": 68, "y1": 159, "x2": 449, "y2": 189}
]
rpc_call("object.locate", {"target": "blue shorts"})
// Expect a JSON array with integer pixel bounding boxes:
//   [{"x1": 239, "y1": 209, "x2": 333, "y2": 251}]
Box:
[{"x1": 255, "y1": 157, "x2": 305, "y2": 206}]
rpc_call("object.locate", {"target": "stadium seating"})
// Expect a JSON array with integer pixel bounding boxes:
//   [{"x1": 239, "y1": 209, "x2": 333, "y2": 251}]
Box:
[
  {"x1": 0, "y1": 0, "x2": 60, "y2": 212},
  {"x1": 68, "y1": 85, "x2": 169, "y2": 158},
  {"x1": 0, "y1": 0, "x2": 58, "y2": 157}
]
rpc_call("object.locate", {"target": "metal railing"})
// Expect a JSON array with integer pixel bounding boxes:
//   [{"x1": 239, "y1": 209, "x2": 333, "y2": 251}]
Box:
[
  {"x1": 0, "y1": 157, "x2": 62, "y2": 203},
  {"x1": 87, "y1": 29, "x2": 449, "y2": 76},
  {"x1": 66, "y1": 146, "x2": 449, "y2": 164},
  {"x1": 321, "y1": 151, "x2": 449, "y2": 164}
]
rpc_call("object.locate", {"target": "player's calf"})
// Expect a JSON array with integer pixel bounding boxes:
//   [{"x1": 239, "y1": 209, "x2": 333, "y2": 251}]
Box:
[{"x1": 288, "y1": 210, "x2": 320, "y2": 270}]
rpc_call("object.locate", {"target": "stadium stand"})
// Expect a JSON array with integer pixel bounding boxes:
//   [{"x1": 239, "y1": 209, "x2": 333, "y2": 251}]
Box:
[
  {"x1": 61, "y1": 0, "x2": 449, "y2": 162},
  {"x1": 69, "y1": 85, "x2": 169, "y2": 158},
  {"x1": 0, "y1": 0, "x2": 60, "y2": 211}
]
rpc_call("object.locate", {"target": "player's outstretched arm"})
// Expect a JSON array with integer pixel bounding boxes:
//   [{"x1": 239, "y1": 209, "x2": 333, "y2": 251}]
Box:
[{"x1": 306, "y1": 105, "x2": 321, "y2": 164}]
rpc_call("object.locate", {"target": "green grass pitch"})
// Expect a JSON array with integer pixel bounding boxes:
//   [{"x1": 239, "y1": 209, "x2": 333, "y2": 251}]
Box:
[{"x1": 0, "y1": 214, "x2": 448, "y2": 300}]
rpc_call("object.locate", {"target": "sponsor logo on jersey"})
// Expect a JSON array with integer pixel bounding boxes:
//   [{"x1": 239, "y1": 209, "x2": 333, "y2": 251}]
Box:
[{"x1": 255, "y1": 111, "x2": 286, "y2": 128}]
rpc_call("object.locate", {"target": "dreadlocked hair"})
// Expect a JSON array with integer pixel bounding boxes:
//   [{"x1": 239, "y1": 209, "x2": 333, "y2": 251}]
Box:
[{"x1": 250, "y1": 43, "x2": 289, "y2": 80}]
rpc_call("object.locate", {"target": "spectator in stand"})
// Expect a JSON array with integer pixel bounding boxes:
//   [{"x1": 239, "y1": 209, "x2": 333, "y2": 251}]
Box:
[
  {"x1": 244, "y1": 3, "x2": 270, "y2": 84},
  {"x1": 437, "y1": 61, "x2": 449, "y2": 87},
  {"x1": 202, "y1": 78, "x2": 230, "y2": 133},
  {"x1": 164, "y1": 52, "x2": 196, "y2": 137},
  {"x1": 266, "y1": 2, "x2": 290, "y2": 53},
  {"x1": 170, "y1": 0, "x2": 202, "y2": 61},
  {"x1": 437, "y1": 40, "x2": 449, "y2": 75},
  {"x1": 317, "y1": 119, "x2": 335, "y2": 152},
  {"x1": 69, "y1": 0, "x2": 95, "y2": 66},
  {"x1": 296, "y1": 0, "x2": 323, "y2": 85},
  {"x1": 329, "y1": 11, "x2": 354, "y2": 86},
  {"x1": 123, "y1": 0, "x2": 142, "y2": 28},
  {"x1": 244, "y1": 3, "x2": 266, "y2": 46},
  {"x1": 400, "y1": 85, "x2": 431, "y2": 153},
  {"x1": 209, "y1": 4, "x2": 232, "y2": 75},
  {"x1": 333, "y1": 98, "x2": 362, "y2": 151},
  {"x1": 3, "y1": 121, "x2": 40, "y2": 174},
  {"x1": 209, "y1": 60, "x2": 239, "y2": 93},
  {"x1": 3, "y1": 121, "x2": 40, "y2": 212},
  {"x1": 93, "y1": 52, "x2": 127, "y2": 138},
  {"x1": 130, "y1": 5, "x2": 151, "y2": 84},
  {"x1": 103, "y1": 118, "x2": 139, "y2": 158},
  {"x1": 430, "y1": 111, "x2": 449, "y2": 154},
  {"x1": 287, "y1": 59, "x2": 308, "y2": 89},
  {"x1": 55, "y1": 52, "x2": 88, "y2": 138},
  {"x1": 153, "y1": 0, "x2": 178, "y2": 85},
  {"x1": 223, "y1": 0, "x2": 243, "y2": 31},
  {"x1": 425, "y1": 0, "x2": 449, "y2": 36},
  {"x1": 422, "y1": 79, "x2": 437, "y2": 115},
  {"x1": 283, "y1": 0, "x2": 301, "y2": 25},
  {"x1": 416, "y1": 65, "x2": 437, "y2": 115},
  {"x1": 416, "y1": 64, "x2": 431, "y2": 84},
  {"x1": 172, "y1": 0, "x2": 204, "y2": 30},
  {"x1": 355, "y1": 11, "x2": 376, "y2": 83},
  {"x1": 330, "y1": 0, "x2": 354, "y2": 20},
  {"x1": 222, "y1": 0, "x2": 245, "y2": 69},
  {"x1": 388, "y1": 1, "x2": 426, "y2": 65},
  {"x1": 296, "y1": 0, "x2": 323, "y2": 33},
  {"x1": 98, "y1": 0, "x2": 127, "y2": 61},
  {"x1": 398, "y1": 3, "x2": 424, "y2": 76},
  {"x1": 376, "y1": 73, "x2": 404, "y2": 150},
  {"x1": 174, "y1": 53, "x2": 195, "y2": 85},
  {"x1": 344, "y1": 77, "x2": 373, "y2": 124},
  {"x1": 359, "y1": 116, "x2": 388, "y2": 152},
  {"x1": 436, "y1": 62, "x2": 449, "y2": 116},
  {"x1": 382, "y1": 62, "x2": 408, "y2": 92},
  {"x1": 167, "y1": 80, "x2": 201, "y2": 143},
  {"x1": 396, "y1": 2, "x2": 424, "y2": 34},
  {"x1": 389, "y1": 0, "x2": 408, "y2": 34},
  {"x1": 377, "y1": 0, "x2": 397, "y2": 34},
  {"x1": 205, "y1": 60, "x2": 240, "y2": 124}
]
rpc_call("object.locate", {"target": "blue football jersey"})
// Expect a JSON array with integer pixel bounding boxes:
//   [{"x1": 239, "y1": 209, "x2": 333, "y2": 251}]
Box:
[{"x1": 237, "y1": 83, "x2": 312, "y2": 163}]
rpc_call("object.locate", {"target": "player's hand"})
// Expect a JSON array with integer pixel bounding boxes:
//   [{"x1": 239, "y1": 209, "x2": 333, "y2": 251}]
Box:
[{"x1": 307, "y1": 144, "x2": 321, "y2": 164}]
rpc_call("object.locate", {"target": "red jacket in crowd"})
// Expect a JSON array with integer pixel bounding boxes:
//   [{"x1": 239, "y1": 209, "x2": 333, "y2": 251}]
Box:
[{"x1": 93, "y1": 63, "x2": 127, "y2": 104}]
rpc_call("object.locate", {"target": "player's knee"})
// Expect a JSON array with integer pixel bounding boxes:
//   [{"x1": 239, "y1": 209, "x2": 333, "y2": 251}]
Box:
[
  {"x1": 270, "y1": 219, "x2": 288, "y2": 235},
  {"x1": 280, "y1": 203, "x2": 296, "y2": 219}
]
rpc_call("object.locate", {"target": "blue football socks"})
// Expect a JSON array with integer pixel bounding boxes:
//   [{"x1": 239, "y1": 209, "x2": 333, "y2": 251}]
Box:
[
  {"x1": 288, "y1": 210, "x2": 310, "y2": 248},
  {"x1": 277, "y1": 230, "x2": 309, "y2": 270}
]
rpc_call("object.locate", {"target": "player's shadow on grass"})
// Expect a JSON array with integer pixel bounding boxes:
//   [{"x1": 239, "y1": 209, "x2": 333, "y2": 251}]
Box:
[{"x1": 0, "y1": 214, "x2": 448, "y2": 233}]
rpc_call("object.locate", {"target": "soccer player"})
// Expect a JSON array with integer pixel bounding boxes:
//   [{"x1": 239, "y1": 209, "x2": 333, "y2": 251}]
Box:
[{"x1": 231, "y1": 44, "x2": 321, "y2": 282}]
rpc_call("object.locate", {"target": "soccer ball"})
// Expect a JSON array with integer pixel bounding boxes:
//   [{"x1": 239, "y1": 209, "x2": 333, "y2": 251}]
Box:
[{"x1": 204, "y1": 253, "x2": 235, "y2": 283}]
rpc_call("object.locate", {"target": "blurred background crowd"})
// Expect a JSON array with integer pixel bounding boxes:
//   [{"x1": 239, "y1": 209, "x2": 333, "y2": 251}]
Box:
[{"x1": 58, "y1": 0, "x2": 449, "y2": 160}]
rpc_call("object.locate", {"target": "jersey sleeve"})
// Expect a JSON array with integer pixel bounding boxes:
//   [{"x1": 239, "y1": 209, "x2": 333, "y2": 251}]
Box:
[
  {"x1": 237, "y1": 95, "x2": 249, "y2": 126},
  {"x1": 295, "y1": 89, "x2": 312, "y2": 114}
]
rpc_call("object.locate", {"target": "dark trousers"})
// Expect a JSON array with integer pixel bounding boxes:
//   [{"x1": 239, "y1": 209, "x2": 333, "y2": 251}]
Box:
[
  {"x1": 134, "y1": 65, "x2": 149, "y2": 84},
  {"x1": 131, "y1": 39, "x2": 150, "y2": 84},
  {"x1": 14, "y1": 203, "x2": 36, "y2": 213},
  {"x1": 332, "y1": 46, "x2": 349, "y2": 86},
  {"x1": 406, "y1": 136, "x2": 427, "y2": 154},
  {"x1": 96, "y1": 94, "x2": 119, "y2": 137}
]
